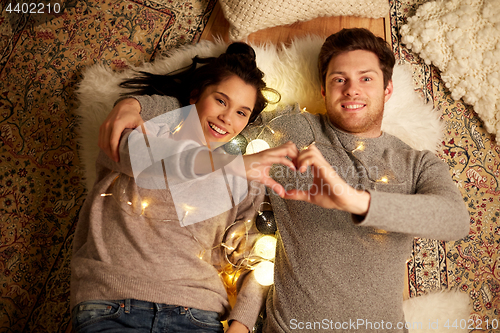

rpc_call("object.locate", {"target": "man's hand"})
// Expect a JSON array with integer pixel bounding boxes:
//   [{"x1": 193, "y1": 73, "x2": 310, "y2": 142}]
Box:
[
  {"x1": 282, "y1": 144, "x2": 370, "y2": 216},
  {"x1": 243, "y1": 141, "x2": 298, "y2": 198},
  {"x1": 98, "y1": 98, "x2": 143, "y2": 162}
]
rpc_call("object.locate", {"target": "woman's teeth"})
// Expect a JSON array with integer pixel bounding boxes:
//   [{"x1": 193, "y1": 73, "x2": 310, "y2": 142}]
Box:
[{"x1": 209, "y1": 122, "x2": 227, "y2": 135}]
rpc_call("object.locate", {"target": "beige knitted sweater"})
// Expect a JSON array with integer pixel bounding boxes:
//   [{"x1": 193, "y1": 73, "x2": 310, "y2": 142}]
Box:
[{"x1": 71, "y1": 95, "x2": 267, "y2": 330}]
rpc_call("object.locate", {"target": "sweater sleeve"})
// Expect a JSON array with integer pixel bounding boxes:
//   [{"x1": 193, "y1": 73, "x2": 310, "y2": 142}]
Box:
[
  {"x1": 357, "y1": 151, "x2": 470, "y2": 241},
  {"x1": 114, "y1": 94, "x2": 182, "y2": 122},
  {"x1": 225, "y1": 181, "x2": 269, "y2": 331}
]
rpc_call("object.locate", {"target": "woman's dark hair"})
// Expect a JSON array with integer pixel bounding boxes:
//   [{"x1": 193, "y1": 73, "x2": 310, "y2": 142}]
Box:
[
  {"x1": 318, "y1": 28, "x2": 395, "y2": 89},
  {"x1": 120, "y1": 42, "x2": 277, "y2": 124}
]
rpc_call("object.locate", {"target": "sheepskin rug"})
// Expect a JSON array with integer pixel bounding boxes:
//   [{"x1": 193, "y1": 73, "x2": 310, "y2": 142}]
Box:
[
  {"x1": 76, "y1": 36, "x2": 443, "y2": 190},
  {"x1": 401, "y1": 0, "x2": 500, "y2": 141},
  {"x1": 75, "y1": 37, "x2": 469, "y2": 331}
]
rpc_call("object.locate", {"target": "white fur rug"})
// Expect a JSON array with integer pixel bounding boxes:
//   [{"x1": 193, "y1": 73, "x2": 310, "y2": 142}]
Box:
[
  {"x1": 76, "y1": 36, "x2": 443, "y2": 190},
  {"x1": 75, "y1": 37, "x2": 468, "y2": 330},
  {"x1": 401, "y1": 0, "x2": 500, "y2": 141}
]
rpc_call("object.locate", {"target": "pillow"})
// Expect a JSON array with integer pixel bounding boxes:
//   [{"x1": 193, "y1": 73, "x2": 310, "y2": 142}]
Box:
[
  {"x1": 219, "y1": 0, "x2": 390, "y2": 40},
  {"x1": 76, "y1": 37, "x2": 442, "y2": 190},
  {"x1": 401, "y1": 0, "x2": 500, "y2": 140}
]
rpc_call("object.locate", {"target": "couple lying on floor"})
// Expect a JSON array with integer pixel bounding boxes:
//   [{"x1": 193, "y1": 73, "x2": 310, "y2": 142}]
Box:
[{"x1": 71, "y1": 29, "x2": 469, "y2": 333}]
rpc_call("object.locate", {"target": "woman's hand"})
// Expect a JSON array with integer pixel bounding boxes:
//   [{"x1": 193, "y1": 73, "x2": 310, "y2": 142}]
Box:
[
  {"x1": 98, "y1": 98, "x2": 143, "y2": 162},
  {"x1": 226, "y1": 320, "x2": 250, "y2": 333},
  {"x1": 282, "y1": 144, "x2": 370, "y2": 215},
  {"x1": 243, "y1": 141, "x2": 299, "y2": 197}
]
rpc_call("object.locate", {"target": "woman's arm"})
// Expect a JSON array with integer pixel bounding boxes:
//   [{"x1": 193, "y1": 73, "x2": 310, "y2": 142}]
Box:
[
  {"x1": 99, "y1": 98, "x2": 143, "y2": 162},
  {"x1": 99, "y1": 95, "x2": 181, "y2": 162}
]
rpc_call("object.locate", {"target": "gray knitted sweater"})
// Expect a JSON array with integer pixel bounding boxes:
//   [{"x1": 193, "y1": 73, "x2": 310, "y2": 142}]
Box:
[
  {"x1": 71, "y1": 95, "x2": 267, "y2": 330},
  {"x1": 245, "y1": 104, "x2": 470, "y2": 333}
]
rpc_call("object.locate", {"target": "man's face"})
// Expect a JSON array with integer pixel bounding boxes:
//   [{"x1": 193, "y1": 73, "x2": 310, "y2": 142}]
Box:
[{"x1": 321, "y1": 49, "x2": 393, "y2": 138}]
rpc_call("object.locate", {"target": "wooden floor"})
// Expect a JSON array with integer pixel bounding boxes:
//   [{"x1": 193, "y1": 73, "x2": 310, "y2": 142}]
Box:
[{"x1": 200, "y1": 1, "x2": 390, "y2": 45}]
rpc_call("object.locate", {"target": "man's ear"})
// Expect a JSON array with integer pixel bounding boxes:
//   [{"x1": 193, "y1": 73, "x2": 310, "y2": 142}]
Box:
[
  {"x1": 321, "y1": 85, "x2": 326, "y2": 100},
  {"x1": 384, "y1": 80, "x2": 393, "y2": 103}
]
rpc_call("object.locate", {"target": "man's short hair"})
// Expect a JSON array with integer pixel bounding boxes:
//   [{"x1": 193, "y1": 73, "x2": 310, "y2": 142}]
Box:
[{"x1": 318, "y1": 28, "x2": 395, "y2": 89}]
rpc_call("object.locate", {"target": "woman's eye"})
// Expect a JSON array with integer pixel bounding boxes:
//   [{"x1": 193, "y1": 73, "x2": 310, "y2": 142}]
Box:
[
  {"x1": 217, "y1": 99, "x2": 226, "y2": 106},
  {"x1": 237, "y1": 110, "x2": 247, "y2": 117}
]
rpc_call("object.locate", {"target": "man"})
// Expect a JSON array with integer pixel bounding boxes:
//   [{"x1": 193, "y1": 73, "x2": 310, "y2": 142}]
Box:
[
  {"x1": 254, "y1": 28, "x2": 470, "y2": 332},
  {"x1": 99, "y1": 28, "x2": 469, "y2": 332}
]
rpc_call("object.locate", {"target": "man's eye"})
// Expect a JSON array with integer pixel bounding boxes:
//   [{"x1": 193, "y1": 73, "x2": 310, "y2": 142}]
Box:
[
  {"x1": 362, "y1": 77, "x2": 372, "y2": 82},
  {"x1": 334, "y1": 78, "x2": 345, "y2": 83}
]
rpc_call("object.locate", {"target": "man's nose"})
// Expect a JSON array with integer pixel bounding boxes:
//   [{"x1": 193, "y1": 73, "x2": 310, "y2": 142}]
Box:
[{"x1": 344, "y1": 81, "x2": 359, "y2": 96}]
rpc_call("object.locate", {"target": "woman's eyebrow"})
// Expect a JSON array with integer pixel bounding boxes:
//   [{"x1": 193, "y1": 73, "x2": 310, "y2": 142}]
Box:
[{"x1": 216, "y1": 91, "x2": 252, "y2": 112}]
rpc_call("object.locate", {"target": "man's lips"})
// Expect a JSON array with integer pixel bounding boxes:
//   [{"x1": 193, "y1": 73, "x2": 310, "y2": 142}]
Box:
[{"x1": 341, "y1": 102, "x2": 366, "y2": 110}]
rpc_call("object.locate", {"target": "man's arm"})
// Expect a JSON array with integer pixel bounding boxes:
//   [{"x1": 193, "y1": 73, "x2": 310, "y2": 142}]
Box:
[
  {"x1": 356, "y1": 150, "x2": 470, "y2": 241},
  {"x1": 283, "y1": 145, "x2": 470, "y2": 241}
]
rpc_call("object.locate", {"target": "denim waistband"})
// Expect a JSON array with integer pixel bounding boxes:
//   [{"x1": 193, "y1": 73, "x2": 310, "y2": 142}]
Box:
[{"x1": 120, "y1": 299, "x2": 187, "y2": 313}]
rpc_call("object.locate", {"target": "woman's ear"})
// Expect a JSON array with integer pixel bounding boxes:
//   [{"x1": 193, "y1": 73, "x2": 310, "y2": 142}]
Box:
[{"x1": 189, "y1": 89, "x2": 199, "y2": 105}]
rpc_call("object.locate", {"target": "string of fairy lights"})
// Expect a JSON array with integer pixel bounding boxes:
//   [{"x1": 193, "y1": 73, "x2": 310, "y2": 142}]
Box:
[{"x1": 99, "y1": 106, "x2": 396, "y2": 293}]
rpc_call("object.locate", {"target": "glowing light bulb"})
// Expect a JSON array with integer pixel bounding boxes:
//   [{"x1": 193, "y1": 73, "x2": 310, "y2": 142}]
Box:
[
  {"x1": 354, "y1": 141, "x2": 365, "y2": 152},
  {"x1": 246, "y1": 139, "x2": 270, "y2": 154},
  {"x1": 100, "y1": 193, "x2": 112, "y2": 197},
  {"x1": 254, "y1": 261, "x2": 274, "y2": 286},
  {"x1": 221, "y1": 243, "x2": 235, "y2": 251},
  {"x1": 140, "y1": 201, "x2": 149, "y2": 215},
  {"x1": 127, "y1": 201, "x2": 132, "y2": 206},
  {"x1": 378, "y1": 176, "x2": 389, "y2": 183},
  {"x1": 266, "y1": 126, "x2": 275, "y2": 134},
  {"x1": 254, "y1": 235, "x2": 277, "y2": 260}
]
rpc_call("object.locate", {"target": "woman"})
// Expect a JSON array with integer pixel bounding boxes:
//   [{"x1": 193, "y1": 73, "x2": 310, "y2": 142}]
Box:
[{"x1": 71, "y1": 43, "x2": 297, "y2": 333}]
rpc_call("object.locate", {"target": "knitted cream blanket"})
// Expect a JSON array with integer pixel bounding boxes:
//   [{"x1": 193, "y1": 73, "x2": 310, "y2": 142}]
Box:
[{"x1": 401, "y1": 0, "x2": 500, "y2": 141}]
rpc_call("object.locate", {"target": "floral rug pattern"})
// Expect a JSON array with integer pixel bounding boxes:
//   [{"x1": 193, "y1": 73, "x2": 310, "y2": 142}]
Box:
[
  {"x1": 391, "y1": 0, "x2": 499, "y2": 329},
  {"x1": 0, "y1": 0, "x2": 214, "y2": 331},
  {"x1": 0, "y1": 0, "x2": 498, "y2": 331}
]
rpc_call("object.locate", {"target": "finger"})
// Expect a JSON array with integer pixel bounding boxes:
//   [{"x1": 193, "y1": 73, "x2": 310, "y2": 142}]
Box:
[
  {"x1": 296, "y1": 146, "x2": 330, "y2": 173},
  {"x1": 109, "y1": 125, "x2": 122, "y2": 162},
  {"x1": 98, "y1": 121, "x2": 112, "y2": 159}
]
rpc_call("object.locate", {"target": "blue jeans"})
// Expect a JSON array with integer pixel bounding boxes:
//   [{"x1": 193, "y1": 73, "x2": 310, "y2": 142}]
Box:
[{"x1": 72, "y1": 299, "x2": 224, "y2": 333}]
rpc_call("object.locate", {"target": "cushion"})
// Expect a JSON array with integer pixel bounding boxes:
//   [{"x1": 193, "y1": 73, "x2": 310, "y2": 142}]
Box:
[
  {"x1": 219, "y1": 0, "x2": 390, "y2": 40},
  {"x1": 401, "y1": 0, "x2": 500, "y2": 141},
  {"x1": 76, "y1": 37, "x2": 442, "y2": 190}
]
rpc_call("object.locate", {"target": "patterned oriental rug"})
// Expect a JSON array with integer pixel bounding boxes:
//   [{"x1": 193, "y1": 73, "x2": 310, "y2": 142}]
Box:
[
  {"x1": 0, "y1": 0, "x2": 498, "y2": 332},
  {"x1": 391, "y1": 0, "x2": 500, "y2": 327},
  {"x1": 0, "y1": 0, "x2": 216, "y2": 331}
]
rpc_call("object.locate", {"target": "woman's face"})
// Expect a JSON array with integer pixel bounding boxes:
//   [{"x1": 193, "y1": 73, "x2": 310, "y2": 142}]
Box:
[{"x1": 190, "y1": 75, "x2": 257, "y2": 147}]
